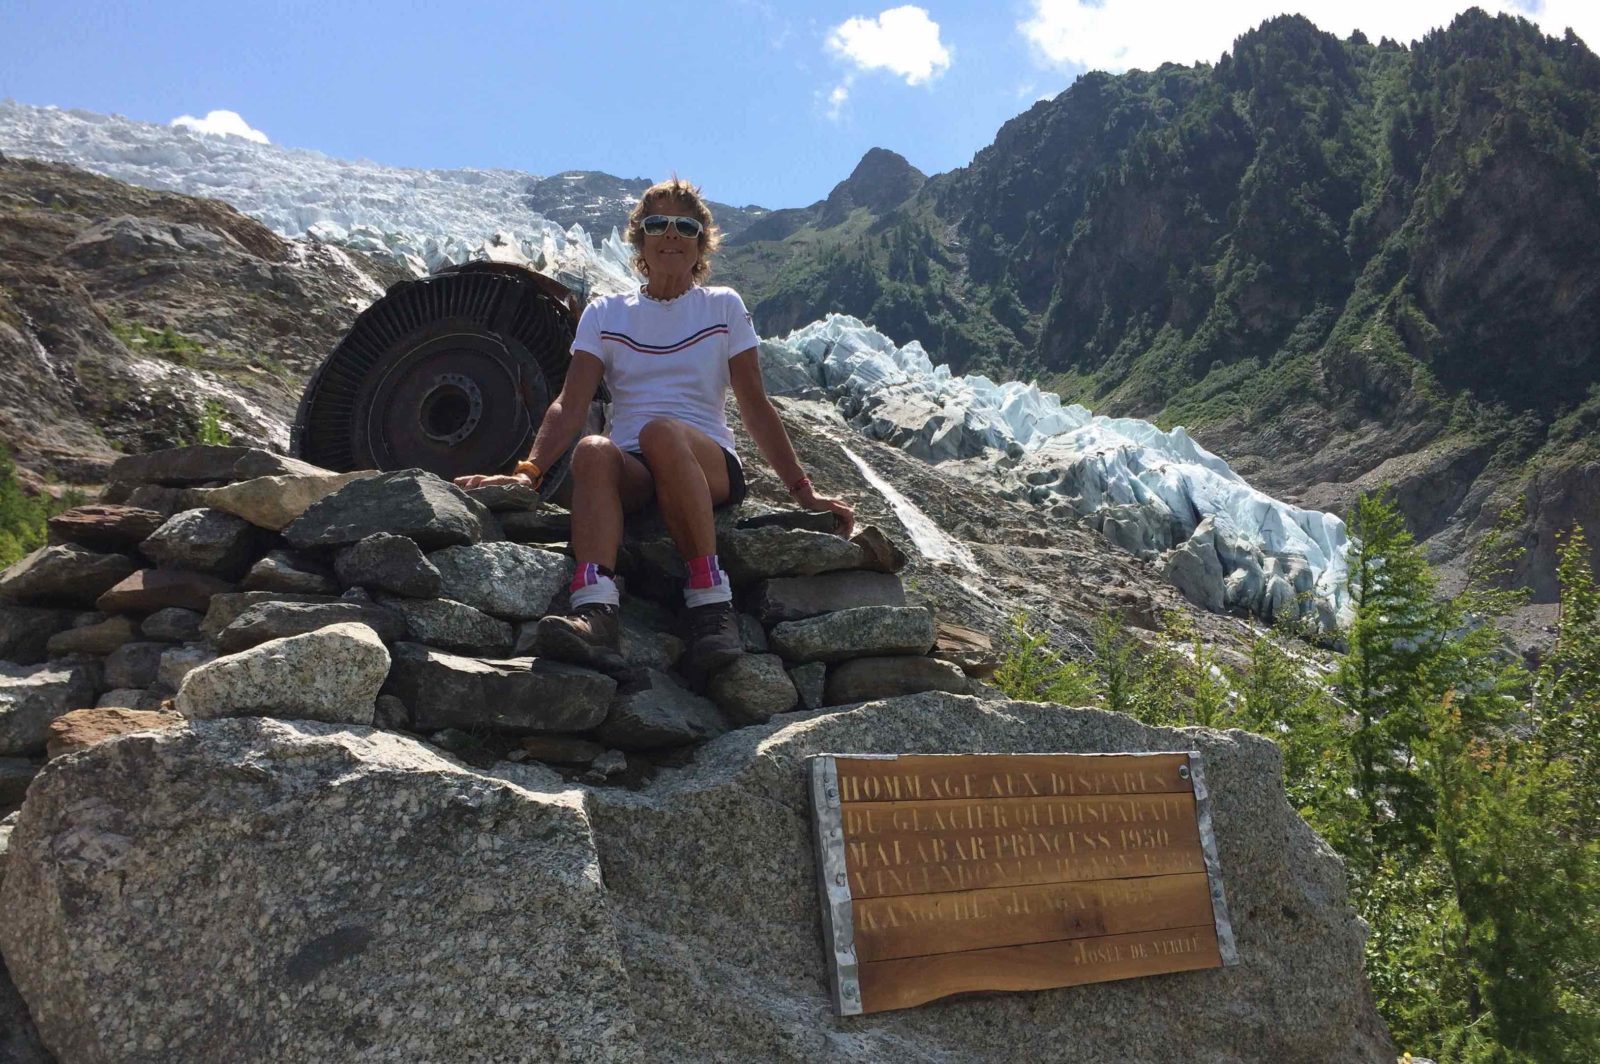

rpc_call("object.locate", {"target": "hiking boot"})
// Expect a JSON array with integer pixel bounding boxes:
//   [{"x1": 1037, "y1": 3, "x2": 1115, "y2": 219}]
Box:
[
  {"x1": 531, "y1": 603, "x2": 627, "y2": 674},
  {"x1": 682, "y1": 600, "x2": 744, "y2": 683}
]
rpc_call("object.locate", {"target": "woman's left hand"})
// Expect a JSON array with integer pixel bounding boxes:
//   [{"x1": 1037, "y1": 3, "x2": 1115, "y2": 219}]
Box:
[
  {"x1": 795, "y1": 486, "x2": 856, "y2": 539},
  {"x1": 453, "y1": 473, "x2": 534, "y2": 491}
]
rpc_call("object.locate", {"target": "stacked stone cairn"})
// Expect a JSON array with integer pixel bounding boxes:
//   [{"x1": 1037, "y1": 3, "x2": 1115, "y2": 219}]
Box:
[{"x1": 0, "y1": 445, "x2": 992, "y2": 818}]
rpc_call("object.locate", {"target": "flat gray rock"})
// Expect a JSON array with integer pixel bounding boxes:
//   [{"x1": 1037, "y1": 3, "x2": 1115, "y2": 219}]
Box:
[
  {"x1": 176, "y1": 622, "x2": 389, "y2": 725},
  {"x1": 0, "y1": 545, "x2": 137, "y2": 608},
  {"x1": 103, "y1": 641, "x2": 168, "y2": 690},
  {"x1": 382, "y1": 643, "x2": 615, "y2": 734},
  {"x1": 376, "y1": 596, "x2": 514, "y2": 656},
  {"x1": 334, "y1": 533, "x2": 441, "y2": 598},
  {"x1": 200, "y1": 591, "x2": 341, "y2": 640},
  {"x1": 750, "y1": 570, "x2": 906, "y2": 624},
  {"x1": 582, "y1": 693, "x2": 1393, "y2": 1063},
  {"x1": 719, "y1": 526, "x2": 865, "y2": 582},
  {"x1": 0, "y1": 605, "x2": 76, "y2": 666},
  {"x1": 706, "y1": 653, "x2": 797, "y2": 724},
  {"x1": 216, "y1": 601, "x2": 406, "y2": 654},
  {"x1": 1, "y1": 718, "x2": 639, "y2": 1063},
  {"x1": 768, "y1": 605, "x2": 936, "y2": 664},
  {"x1": 823, "y1": 654, "x2": 971, "y2": 705},
  {"x1": 239, "y1": 551, "x2": 339, "y2": 595},
  {"x1": 284, "y1": 469, "x2": 487, "y2": 550},
  {"x1": 0, "y1": 661, "x2": 99, "y2": 756},
  {"x1": 497, "y1": 509, "x2": 572, "y2": 544},
  {"x1": 429, "y1": 542, "x2": 571, "y2": 620},
  {"x1": 44, "y1": 614, "x2": 141, "y2": 657},
  {"x1": 596, "y1": 669, "x2": 728, "y2": 750},
  {"x1": 139, "y1": 607, "x2": 203, "y2": 643},
  {"x1": 140, "y1": 508, "x2": 264, "y2": 579}
]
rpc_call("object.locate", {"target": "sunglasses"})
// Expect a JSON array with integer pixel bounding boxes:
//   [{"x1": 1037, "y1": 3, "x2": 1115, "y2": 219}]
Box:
[{"x1": 641, "y1": 214, "x2": 704, "y2": 239}]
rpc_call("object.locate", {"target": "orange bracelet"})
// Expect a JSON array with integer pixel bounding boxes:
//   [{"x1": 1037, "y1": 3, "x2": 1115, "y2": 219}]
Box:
[{"x1": 513, "y1": 460, "x2": 544, "y2": 486}]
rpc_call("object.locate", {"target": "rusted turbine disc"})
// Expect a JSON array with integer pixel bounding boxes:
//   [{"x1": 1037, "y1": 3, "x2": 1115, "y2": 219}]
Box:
[{"x1": 292, "y1": 262, "x2": 591, "y2": 487}]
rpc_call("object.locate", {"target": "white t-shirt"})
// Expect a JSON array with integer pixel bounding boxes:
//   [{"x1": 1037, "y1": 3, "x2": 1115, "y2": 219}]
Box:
[{"x1": 571, "y1": 285, "x2": 760, "y2": 453}]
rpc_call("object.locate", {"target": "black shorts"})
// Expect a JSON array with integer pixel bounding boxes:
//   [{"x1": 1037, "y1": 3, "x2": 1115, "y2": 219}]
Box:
[{"x1": 628, "y1": 447, "x2": 747, "y2": 509}]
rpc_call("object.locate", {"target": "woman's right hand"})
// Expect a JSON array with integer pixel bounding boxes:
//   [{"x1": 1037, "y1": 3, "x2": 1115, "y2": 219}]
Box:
[{"x1": 452, "y1": 473, "x2": 534, "y2": 491}]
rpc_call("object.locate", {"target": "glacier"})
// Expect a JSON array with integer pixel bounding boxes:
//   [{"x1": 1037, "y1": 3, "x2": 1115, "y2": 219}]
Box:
[
  {"x1": 0, "y1": 98, "x2": 1349, "y2": 625},
  {"x1": 761, "y1": 316, "x2": 1350, "y2": 627},
  {"x1": 0, "y1": 100, "x2": 639, "y2": 294}
]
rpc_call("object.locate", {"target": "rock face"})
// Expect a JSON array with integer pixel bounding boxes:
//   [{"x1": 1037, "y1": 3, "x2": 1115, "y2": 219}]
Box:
[
  {"x1": 0, "y1": 718, "x2": 637, "y2": 1064},
  {"x1": 583, "y1": 693, "x2": 1392, "y2": 1062},
  {"x1": 215, "y1": 601, "x2": 405, "y2": 654},
  {"x1": 0, "y1": 692, "x2": 1392, "y2": 1062},
  {"x1": 140, "y1": 508, "x2": 263, "y2": 578},
  {"x1": 769, "y1": 606, "x2": 936, "y2": 664},
  {"x1": 333, "y1": 533, "x2": 441, "y2": 598},
  {"x1": 175, "y1": 623, "x2": 390, "y2": 725},
  {"x1": 194, "y1": 470, "x2": 376, "y2": 531}
]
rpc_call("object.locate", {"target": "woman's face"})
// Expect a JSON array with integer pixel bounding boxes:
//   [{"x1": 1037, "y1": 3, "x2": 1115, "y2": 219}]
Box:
[{"x1": 640, "y1": 196, "x2": 701, "y2": 281}]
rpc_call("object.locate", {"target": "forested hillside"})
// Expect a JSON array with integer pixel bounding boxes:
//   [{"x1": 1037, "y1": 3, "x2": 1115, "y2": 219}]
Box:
[{"x1": 719, "y1": 9, "x2": 1600, "y2": 598}]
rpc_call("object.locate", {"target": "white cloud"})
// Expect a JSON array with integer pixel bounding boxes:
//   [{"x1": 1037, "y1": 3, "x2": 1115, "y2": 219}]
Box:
[
  {"x1": 170, "y1": 109, "x2": 270, "y2": 144},
  {"x1": 827, "y1": 6, "x2": 953, "y2": 85},
  {"x1": 827, "y1": 81, "x2": 853, "y2": 120},
  {"x1": 1019, "y1": 0, "x2": 1600, "y2": 74}
]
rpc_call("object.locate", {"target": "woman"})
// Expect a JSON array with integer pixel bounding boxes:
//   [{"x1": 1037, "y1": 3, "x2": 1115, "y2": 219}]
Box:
[{"x1": 457, "y1": 177, "x2": 854, "y2": 681}]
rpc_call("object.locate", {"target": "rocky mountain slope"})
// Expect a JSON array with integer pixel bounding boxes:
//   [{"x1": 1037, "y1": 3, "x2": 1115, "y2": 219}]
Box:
[
  {"x1": 0, "y1": 155, "x2": 406, "y2": 482},
  {"x1": 716, "y1": 10, "x2": 1600, "y2": 604}
]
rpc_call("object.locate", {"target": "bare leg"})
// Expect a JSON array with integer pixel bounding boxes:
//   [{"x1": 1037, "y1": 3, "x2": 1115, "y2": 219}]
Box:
[
  {"x1": 634, "y1": 418, "x2": 732, "y2": 561},
  {"x1": 568, "y1": 435, "x2": 654, "y2": 569}
]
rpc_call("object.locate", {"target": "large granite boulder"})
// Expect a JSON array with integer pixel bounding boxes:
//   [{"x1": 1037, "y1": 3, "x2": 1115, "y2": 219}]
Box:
[
  {"x1": 381, "y1": 644, "x2": 615, "y2": 734},
  {"x1": 582, "y1": 693, "x2": 1394, "y2": 1062},
  {"x1": 429, "y1": 542, "x2": 572, "y2": 621},
  {"x1": 283, "y1": 470, "x2": 489, "y2": 550},
  {"x1": 174, "y1": 623, "x2": 390, "y2": 725},
  {"x1": 0, "y1": 718, "x2": 637, "y2": 1063},
  {"x1": 0, "y1": 661, "x2": 99, "y2": 756},
  {"x1": 0, "y1": 545, "x2": 137, "y2": 608}
]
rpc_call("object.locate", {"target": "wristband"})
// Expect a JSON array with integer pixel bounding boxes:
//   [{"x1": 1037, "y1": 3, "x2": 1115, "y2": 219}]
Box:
[
  {"x1": 787, "y1": 474, "x2": 813, "y2": 496},
  {"x1": 513, "y1": 460, "x2": 544, "y2": 487}
]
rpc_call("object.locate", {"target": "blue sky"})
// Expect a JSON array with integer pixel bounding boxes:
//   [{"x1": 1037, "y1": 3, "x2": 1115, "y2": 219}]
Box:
[{"x1": 3, "y1": 1, "x2": 1594, "y2": 210}]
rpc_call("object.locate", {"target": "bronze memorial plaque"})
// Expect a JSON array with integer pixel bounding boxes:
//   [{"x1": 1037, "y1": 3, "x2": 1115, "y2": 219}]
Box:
[{"x1": 809, "y1": 752, "x2": 1237, "y2": 1014}]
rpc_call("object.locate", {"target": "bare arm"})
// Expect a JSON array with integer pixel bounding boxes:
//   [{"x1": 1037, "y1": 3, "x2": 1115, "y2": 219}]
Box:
[
  {"x1": 454, "y1": 351, "x2": 605, "y2": 490},
  {"x1": 729, "y1": 348, "x2": 856, "y2": 538}
]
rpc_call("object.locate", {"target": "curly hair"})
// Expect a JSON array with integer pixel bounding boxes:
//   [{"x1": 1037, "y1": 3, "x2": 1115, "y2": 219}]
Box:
[{"x1": 625, "y1": 176, "x2": 722, "y2": 281}]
